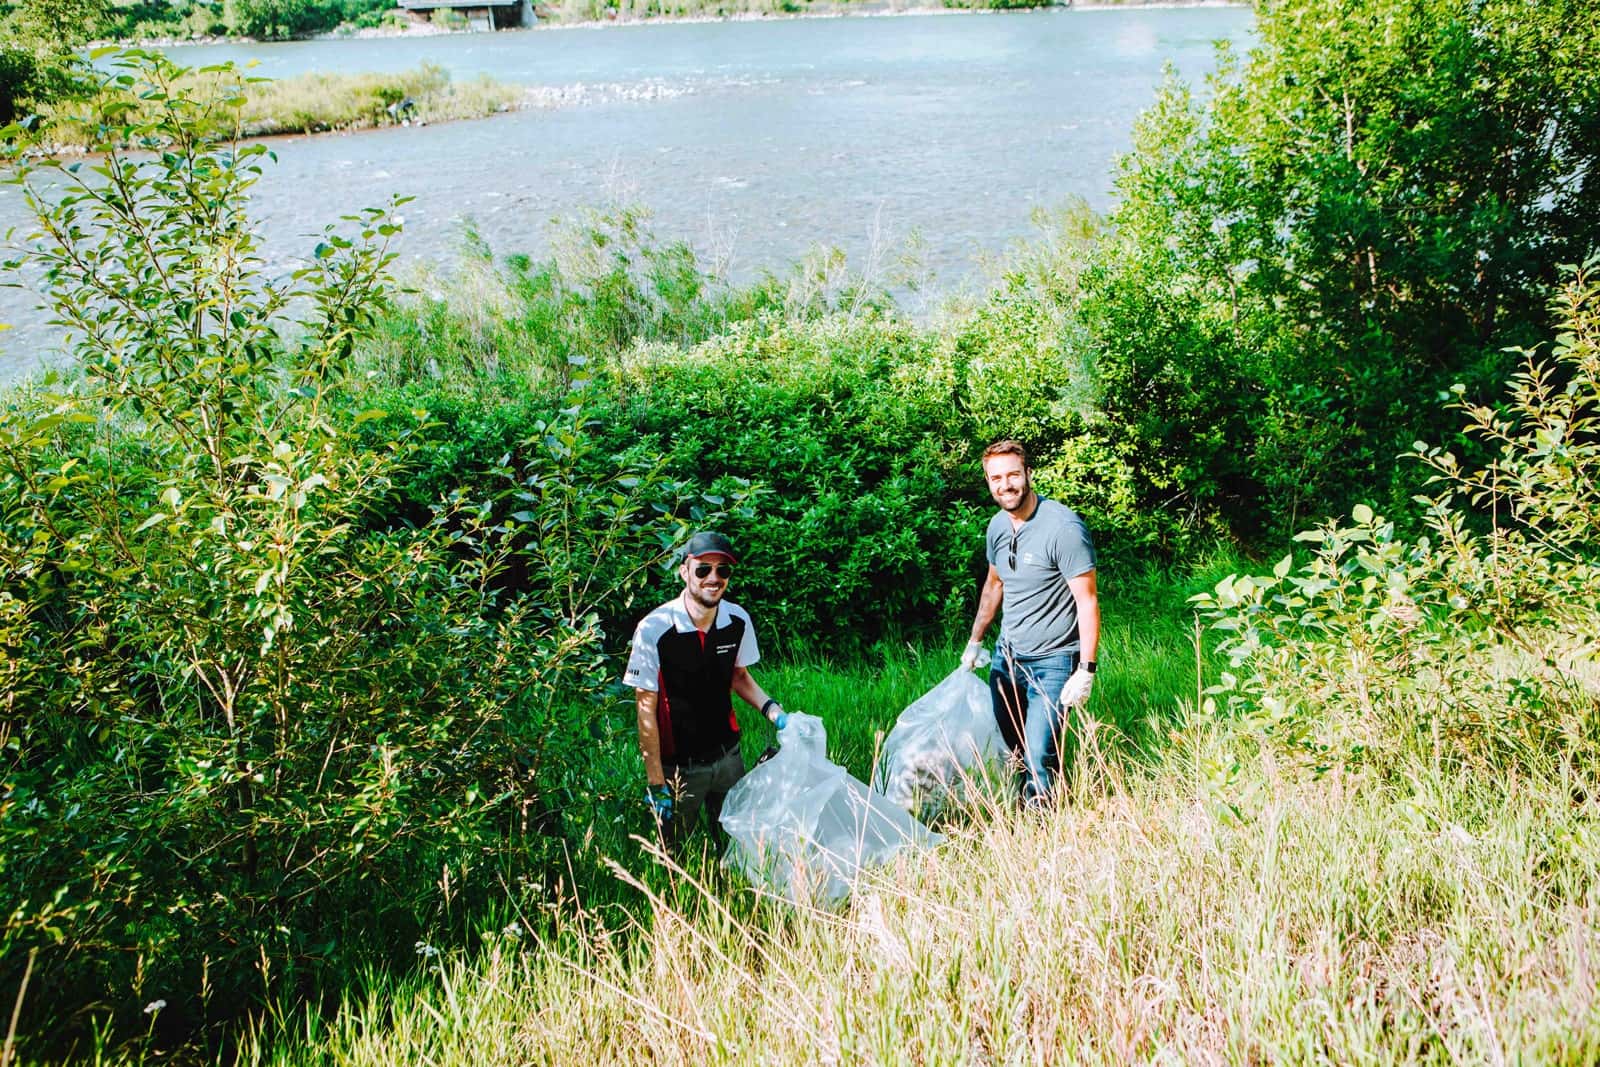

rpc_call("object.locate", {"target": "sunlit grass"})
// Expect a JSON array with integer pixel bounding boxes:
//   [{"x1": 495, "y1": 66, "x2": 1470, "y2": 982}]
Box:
[
  {"x1": 231, "y1": 737, "x2": 1600, "y2": 1065},
  {"x1": 235, "y1": 66, "x2": 520, "y2": 137},
  {"x1": 35, "y1": 64, "x2": 522, "y2": 151},
  {"x1": 34, "y1": 556, "x2": 1599, "y2": 1065},
  {"x1": 201, "y1": 558, "x2": 1600, "y2": 1064}
]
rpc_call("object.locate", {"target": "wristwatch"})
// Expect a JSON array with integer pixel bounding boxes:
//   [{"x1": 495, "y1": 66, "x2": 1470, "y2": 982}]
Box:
[{"x1": 1083, "y1": 660, "x2": 1097, "y2": 674}]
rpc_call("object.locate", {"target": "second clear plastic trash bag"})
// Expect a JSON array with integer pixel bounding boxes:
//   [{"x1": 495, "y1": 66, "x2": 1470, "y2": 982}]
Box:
[
  {"x1": 719, "y1": 713, "x2": 941, "y2": 906},
  {"x1": 873, "y1": 655, "x2": 1006, "y2": 818}
]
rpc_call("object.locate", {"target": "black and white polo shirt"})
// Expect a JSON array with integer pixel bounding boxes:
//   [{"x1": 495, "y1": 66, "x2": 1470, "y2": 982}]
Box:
[{"x1": 624, "y1": 596, "x2": 760, "y2": 766}]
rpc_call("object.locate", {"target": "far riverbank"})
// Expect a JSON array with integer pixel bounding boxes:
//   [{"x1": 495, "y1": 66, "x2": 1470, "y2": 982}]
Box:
[
  {"x1": 515, "y1": 0, "x2": 1245, "y2": 34},
  {"x1": 112, "y1": 0, "x2": 1245, "y2": 49}
]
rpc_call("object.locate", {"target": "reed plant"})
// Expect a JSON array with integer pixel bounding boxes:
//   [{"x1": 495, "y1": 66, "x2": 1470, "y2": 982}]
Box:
[
  {"x1": 32, "y1": 59, "x2": 520, "y2": 150},
  {"x1": 233, "y1": 64, "x2": 518, "y2": 136}
]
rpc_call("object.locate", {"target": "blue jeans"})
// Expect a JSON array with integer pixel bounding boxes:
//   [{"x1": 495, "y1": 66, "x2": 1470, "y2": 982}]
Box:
[{"x1": 989, "y1": 648, "x2": 1080, "y2": 803}]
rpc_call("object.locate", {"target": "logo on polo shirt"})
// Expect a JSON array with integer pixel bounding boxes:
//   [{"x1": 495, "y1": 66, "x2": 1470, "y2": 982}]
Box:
[{"x1": 715, "y1": 643, "x2": 738, "y2": 654}]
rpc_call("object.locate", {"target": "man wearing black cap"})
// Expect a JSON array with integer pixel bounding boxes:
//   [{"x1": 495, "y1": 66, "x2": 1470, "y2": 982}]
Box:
[{"x1": 624, "y1": 531, "x2": 787, "y2": 850}]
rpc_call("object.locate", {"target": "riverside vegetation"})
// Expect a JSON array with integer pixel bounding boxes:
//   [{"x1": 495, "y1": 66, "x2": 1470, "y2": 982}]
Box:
[
  {"x1": 7, "y1": 44, "x2": 521, "y2": 147},
  {"x1": 0, "y1": 0, "x2": 1055, "y2": 133},
  {"x1": 30, "y1": 58, "x2": 522, "y2": 149},
  {"x1": 1, "y1": 0, "x2": 1598, "y2": 1060}
]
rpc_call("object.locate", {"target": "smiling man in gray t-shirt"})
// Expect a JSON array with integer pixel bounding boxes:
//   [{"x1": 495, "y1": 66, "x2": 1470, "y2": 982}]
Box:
[{"x1": 960, "y1": 439, "x2": 1101, "y2": 804}]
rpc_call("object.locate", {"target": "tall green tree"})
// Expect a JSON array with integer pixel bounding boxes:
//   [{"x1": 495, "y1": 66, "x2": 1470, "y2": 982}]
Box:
[
  {"x1": 1084, "y1": 0, "x2": 1600, "y2": 536},
  {"x1": 0, "y1": 0, "x2": 106, "y2": 123}
]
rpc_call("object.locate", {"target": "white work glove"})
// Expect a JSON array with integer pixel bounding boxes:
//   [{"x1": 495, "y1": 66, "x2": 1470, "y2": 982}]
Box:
[
  {"x1": 959, "y1": 641, "x2": 983, "y2": 672},
  {"x1": 1059, "y1": 667, "x2": 1094, "y2": 709}
]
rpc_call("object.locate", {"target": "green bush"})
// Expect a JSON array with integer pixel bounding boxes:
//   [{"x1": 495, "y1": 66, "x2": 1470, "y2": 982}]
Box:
[
  {"x1": 1194, "y1": 259, "x2": 1600, "y2": 777},
  {"x1": 0, "y1": 56, "x2": 695, "y2": 1053},
  {"x1": 359, "y1": 309, "x2": 985, "y2": 655},
  {"x1": 357, "y1": 206, "x2": 1187, "y2": 653},
  {"x1": 222, "y1": 0, "x2": 386, "y2": 38},
  {"x1": 0, "y1": 0, "x2": 104, "y2": 123},
  {"x1": 591, "y1": 313, "x2": 988, "y2": 652},
  {"x1": 1083, "y1": 0, "x2": 1600, "y2": 539},
  {"x1": 943, "y1": 202, "x2": 1179, "y2": 551}
]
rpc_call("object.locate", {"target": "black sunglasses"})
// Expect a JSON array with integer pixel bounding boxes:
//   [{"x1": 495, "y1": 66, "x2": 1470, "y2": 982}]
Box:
[
  {"x1": 693, "y1": 562, "x2": 733, "y2": 579},
  {"x1": 1008, "y1": 531, "x2": 1018, "y2": 571}
]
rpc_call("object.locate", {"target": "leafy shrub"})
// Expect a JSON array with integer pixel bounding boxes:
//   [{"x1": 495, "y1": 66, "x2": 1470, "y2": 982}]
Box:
[
  {"x1": 590, "y1": 312, "x2": 989, "y2": 652},
  {"x1": 1194, "y1": 260, "x2": 1600, "y2": 777},
  {"x1": 358, "y1": 205, "x2": 1186, "y2": 653},
  {"x1": 944, "y1": 202, "x2": 1180, "y2": 551},
  {"x1": 0, "y1": 0, "x2": 105, "y2": 124},
  {"x1": 220, "y1": 0, "x2": 390, "y2": 37},
  {"x1": 0, "y1": 46, "x2": 37, "y2": 125},
  {"x1": 1084, "y1": 0, "x2": 1600, "y2": 539},
  {"x1": 0, "y1": 55, "x2": 694, "y2": 1053}
]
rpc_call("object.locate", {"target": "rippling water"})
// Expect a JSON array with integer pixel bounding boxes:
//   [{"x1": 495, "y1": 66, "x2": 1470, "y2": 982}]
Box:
[{"x1": 0, "y1": 7, "x2": 1253, "y2": 382}]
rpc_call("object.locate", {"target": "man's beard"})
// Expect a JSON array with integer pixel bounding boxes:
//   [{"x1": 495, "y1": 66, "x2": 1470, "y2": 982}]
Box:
[
  {"x1": 995, "y1": 479, "x2": 1031, "y2": 512},
  {"x1": 687, "y1": 585, "x2": 724, "y2": 609}
]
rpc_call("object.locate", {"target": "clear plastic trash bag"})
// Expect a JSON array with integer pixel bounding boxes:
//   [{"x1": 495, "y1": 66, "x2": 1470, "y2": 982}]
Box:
[
  {"x1": 719, "y1": 712, "x2": 942, "y2": 906},
  {"x1": 873, "y1": 654, "x2": 1006, "y2": 819}
]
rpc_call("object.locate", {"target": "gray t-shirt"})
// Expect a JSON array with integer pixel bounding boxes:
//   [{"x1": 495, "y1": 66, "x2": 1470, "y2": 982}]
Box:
[{"x1": 985, "y1": 497, "x2": 1096, "y2": 659}]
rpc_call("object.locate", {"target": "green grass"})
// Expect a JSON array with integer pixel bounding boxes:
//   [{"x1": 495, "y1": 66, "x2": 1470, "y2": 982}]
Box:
[
  {"x1": 234, "y1": 66, "x2": 520, "y2": 137},
  {"x1": 226, "y1": 737, "x2": 1600, "y2": 1064},
  {"x1": 29, "y1": 554, "x2": 1600, "y2": 1065},
  {"x1": 34, "y1": 64, "x2": 522, "y2": 151}
]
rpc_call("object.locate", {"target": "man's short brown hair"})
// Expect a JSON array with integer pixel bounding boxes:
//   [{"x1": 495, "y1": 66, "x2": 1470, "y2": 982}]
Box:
[{"x1": 981, "y1": 439, "x2": 1030, "y2": 469}]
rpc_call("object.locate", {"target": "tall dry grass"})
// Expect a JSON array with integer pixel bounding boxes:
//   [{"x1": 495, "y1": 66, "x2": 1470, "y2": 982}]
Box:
[
  {"x1": 34, "y1": 64, "x2": 521, "y2": 151},
  {"x1": 224, "y1": 722, "x2": 1599, "y2": 1066}
]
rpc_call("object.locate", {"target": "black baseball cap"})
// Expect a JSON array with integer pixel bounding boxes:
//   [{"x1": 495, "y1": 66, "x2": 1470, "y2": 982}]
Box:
[{"x1": 682, "y1": 531, "x2": 737, "y2": 561}]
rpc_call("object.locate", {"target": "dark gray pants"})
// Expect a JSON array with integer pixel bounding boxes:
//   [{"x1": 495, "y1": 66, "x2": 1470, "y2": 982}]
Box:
[{"x1": 659, "y1": 745, "x2": 746, "y2": 851}]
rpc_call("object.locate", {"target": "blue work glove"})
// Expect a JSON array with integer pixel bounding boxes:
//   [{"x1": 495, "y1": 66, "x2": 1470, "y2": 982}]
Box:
[
  {"x1": 645, "y1": 784, "x2": 673, "y2": 822},
  {"x1": 763, "y1": 699, "x2": 789, "y2": 731}
]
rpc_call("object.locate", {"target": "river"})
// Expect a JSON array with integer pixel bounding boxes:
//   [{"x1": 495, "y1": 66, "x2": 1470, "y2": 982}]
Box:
[{"x1": 0, "y1": 6, "x2": 1253, "y2": 382}]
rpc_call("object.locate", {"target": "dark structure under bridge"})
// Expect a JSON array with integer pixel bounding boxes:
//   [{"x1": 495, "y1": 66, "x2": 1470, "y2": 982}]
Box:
[{"x1": 399, "y1": 0, "x2": 535, "y2": 30}]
